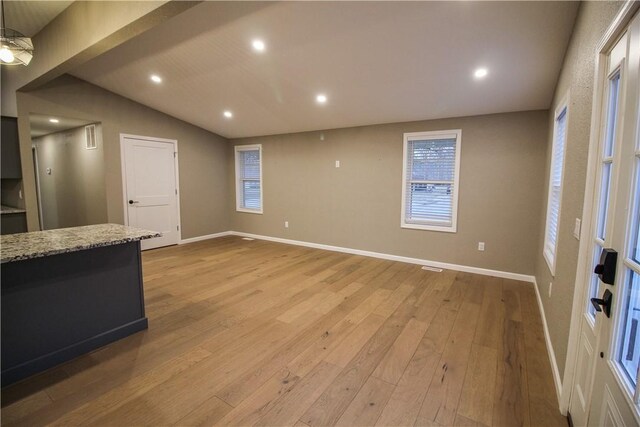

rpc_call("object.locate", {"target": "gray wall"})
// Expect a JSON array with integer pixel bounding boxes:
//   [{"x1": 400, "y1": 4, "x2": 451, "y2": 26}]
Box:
[
  {"x1": 32, "y1": 124, "x2": 108, "y2": 230},
  {"x1": 16, "y1": 75, "x2": 230, "y2": 239},
  {"x1": 534, "y1": 1, "x2": 624, "y2": 379},
  {"x1": 229, "y1": 110, "x2": 548, "y2": 276}
]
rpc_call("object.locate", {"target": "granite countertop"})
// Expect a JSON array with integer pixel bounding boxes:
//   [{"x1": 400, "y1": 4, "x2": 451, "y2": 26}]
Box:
[
  {"x1": 1, "y1": 205, "x2": 26, "y2": 215},
  {"x1": 0, "y1": 224, "x2": 161, "y2": 263}
]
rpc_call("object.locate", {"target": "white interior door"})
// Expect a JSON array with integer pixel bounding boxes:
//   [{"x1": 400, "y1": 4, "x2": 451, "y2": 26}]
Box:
[
  {"x1": 570, "y1": 10, "x2": 640, "y2": 427},
  {"x1": 121, "y1": 135, "x2": 180, "y2": 250}
]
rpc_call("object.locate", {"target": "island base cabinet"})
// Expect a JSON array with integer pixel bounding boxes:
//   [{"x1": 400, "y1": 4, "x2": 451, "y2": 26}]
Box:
[{"x1": 1, "y1": 241, "x2": 148, "y2": 386}]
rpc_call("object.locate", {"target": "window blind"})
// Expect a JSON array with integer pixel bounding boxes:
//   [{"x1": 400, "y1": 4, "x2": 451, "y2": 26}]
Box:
[
  {"x1": 545, "y1": 108, "x2": 568, "y2": 260},
  {"x1": 404, "y1": 138, "x2": 457, "y2": 226}
]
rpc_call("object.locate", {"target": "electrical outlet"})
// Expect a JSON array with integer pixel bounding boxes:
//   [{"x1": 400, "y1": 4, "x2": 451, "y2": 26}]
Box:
[
  {"x1": 478, "y1": 242, "x2": 485, "y2": 251},
  {"x1": 549, "y1": 282, "x2": 553, "y2": 297},
  {"x1": 284, "y1": 221, "x2": 289, "y2": 228},
  {"x1": 335, "y1": 160, "x2": 340, "y2": 168}
]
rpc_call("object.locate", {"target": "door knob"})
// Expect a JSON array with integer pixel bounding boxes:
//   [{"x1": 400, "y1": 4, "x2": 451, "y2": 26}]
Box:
[
  {"x1": 128, "y1": 200, "x2": 139, "y2": 205},
  {"x1": 591, "y1": 289, "x2": 613, "y2": 318},
  {"x1": 594, "y1": 248, "x2": 617, "y2": 285}
]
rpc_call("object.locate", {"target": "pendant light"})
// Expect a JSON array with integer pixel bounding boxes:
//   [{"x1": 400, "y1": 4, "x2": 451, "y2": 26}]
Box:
[{"x1": 0, "y1": 0, "x2": 33, "y2": 66}]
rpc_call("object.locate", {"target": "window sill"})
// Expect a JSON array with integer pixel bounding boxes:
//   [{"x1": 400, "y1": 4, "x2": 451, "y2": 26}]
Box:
[
  {"x1": 543, "y1": 248, "x2": 556, "y2": 277},
  {"x1": 401, "y1": 222, "x2": 456, "y2": 233},
  {"x1": 236, "y1": 208, "x2": 263, "y2": 215}
]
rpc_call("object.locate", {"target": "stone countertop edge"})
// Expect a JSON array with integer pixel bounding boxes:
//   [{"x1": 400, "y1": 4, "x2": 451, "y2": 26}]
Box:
[
  {"x1": 0, "y1": 224, "x2": 161, "y2": 264},
  {"x1": 0, "y1": 205, "x2": 26, "y2": 215}
]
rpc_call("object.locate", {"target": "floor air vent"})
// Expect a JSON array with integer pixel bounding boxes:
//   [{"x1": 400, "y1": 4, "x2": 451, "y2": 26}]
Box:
[{"x1": 421, "y1": 266, "x2": 443, "y2": 272}]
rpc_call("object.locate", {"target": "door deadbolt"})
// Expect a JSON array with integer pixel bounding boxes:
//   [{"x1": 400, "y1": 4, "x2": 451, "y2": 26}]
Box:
[{"x1": 594, "y1": 248, "x2": 617, "y2": 285}]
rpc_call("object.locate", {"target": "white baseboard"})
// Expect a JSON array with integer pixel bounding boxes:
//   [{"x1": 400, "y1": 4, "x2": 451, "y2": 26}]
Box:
[
  {"x1": 179, "y1": 231, "x2": 232, "y2": 245},
  {"x1": 178, "y1": 230, "x2": 536, "y2": 283},
  {"x1": 532, "y1": 278, "x2": 563, "y2": 406},
  {"x1": 226, "y1": 231, "x2": 535, "y2": 283}
]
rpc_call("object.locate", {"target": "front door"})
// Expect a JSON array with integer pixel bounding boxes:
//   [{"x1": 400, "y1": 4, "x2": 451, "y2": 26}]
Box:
[
  {"x1": 121, "y1": 135, "x2": 180, "y2": 250},
  {"x1": 570, "y1": 10, "x2": 640, "y2": 426}
]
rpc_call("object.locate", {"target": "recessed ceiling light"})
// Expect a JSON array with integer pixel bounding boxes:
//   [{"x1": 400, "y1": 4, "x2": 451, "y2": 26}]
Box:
[
  {"x1": 150, "y1": 74, "x2": 162, "y2": 83},
  {"x1": 49, "y1": 118, "x2": 59, "y2": 123},
  {"x1": 316, "y1": 94, "x2": 327, "y2": 104},
  {"x1": 474, "y1": 68, "x2": 488, "y2": 79},
  {"x1": 252, "y1": 39, "x2": 266, "y2": 52},
  {"x1": 223, "y1": 110, "x2": 233, "y2": 118}
]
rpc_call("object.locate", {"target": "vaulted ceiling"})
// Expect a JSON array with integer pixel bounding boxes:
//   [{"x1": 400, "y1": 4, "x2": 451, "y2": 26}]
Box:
[
  {"x1": 2, "y1": 1, "x2": 72, "y2": 37},
  {"x1": 70, "y1": 1, "x2": 579, "y2": 139}
]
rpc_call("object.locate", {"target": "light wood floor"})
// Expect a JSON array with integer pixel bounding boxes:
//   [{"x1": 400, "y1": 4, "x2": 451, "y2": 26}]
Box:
[{"x1": 1, "y1": 237, "x2": 567, "y2": 426}]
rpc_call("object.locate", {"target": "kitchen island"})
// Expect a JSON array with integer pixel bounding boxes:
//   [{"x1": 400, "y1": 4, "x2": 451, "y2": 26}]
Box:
[{"x1": 1, "y1": 224, "x2": 160, "y2": 386}]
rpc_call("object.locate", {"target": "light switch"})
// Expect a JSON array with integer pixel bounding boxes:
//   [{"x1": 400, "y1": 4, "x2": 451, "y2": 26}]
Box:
[
  {"x1": 335, "y1": 160, "x2": 340, "y2": 168},
  {"x1": 574, "y1": 218, "x2": 581, "y2": 240}
]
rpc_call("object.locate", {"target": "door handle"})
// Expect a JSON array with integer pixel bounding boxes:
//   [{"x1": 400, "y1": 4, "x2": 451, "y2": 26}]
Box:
[
  {"x1": 128, "y1": 200, "x2": 139, "y2": 205},
  {"x1": 591, "y1": 289, "x2": 613, "y2": 318},
  {"x1": 594, "y1": 248, "x2": 617, "y2": 285}
]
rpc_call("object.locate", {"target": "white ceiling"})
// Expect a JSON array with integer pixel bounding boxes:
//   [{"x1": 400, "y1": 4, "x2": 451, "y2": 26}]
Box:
[
  {"x1": 2, "y1": 1, "x2": 72, "y2": 37},
  {"x1": 70, "y1": 1, "x2": 578, "y2": 139},
  {"x1": 29, "y1": 113, "x2": 94, "y2": 138}
]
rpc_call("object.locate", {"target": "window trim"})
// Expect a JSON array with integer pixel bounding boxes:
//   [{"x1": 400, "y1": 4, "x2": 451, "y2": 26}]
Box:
[
  {"x1": 234, "y1": 144, "x2": 263, "y2": 214},
  {"x1": 400, "y1": 129, "x2": 462, "y2": 233},
  {"x1": 543, "y1": 91, "x2": 570, "y2": 276}
]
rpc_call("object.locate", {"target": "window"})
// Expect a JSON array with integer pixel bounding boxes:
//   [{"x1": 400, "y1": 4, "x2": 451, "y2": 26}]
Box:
[
  {"x1": 543, "y1": 96, "x2": 569, "y2": 275},
  {"x1": 235, "y1": 144, "x2": 262, "y2": 213},
  {"x1": 401, "y1": 130, "x2": 461, "y2": 232},
  {"x1": 616, "y1": 71, "x2": 638, "y2": 391},
  {"x1": 618, "y1": 153, "x2": 640, "y2": 394},
  {"x1": 588, "y1": 71, "x2": 620, "y2": 318}
]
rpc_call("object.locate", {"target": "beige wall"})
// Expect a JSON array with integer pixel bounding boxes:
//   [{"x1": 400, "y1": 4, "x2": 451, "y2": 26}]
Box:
[
  {"x1": 534, "y1": 1, "x2": 624, "y2": 379},
  {"x1": 229, "y1": 110, "x2": 548, "y2": 276},
  {"x1": 17, "y1": 75, "x2": 229, "y2": 239},
  {"x1": 32, "y1": 124, "x2": 108, "y2": 230}
]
